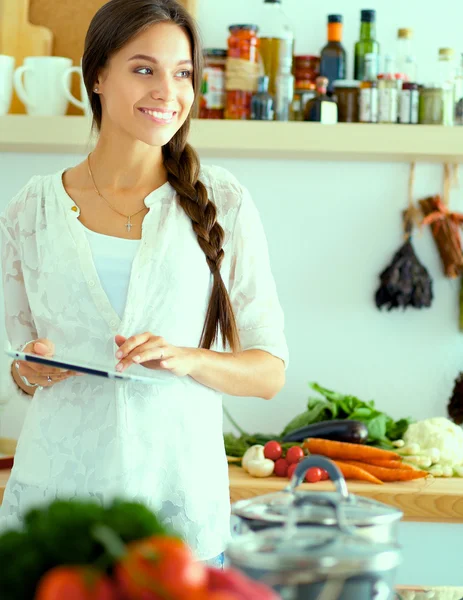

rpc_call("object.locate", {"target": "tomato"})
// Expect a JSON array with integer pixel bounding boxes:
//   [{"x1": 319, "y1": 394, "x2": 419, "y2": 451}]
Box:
[
  {"x1": 34, "y1": 566, "x2": 117, "y2": 600},
  {"x1": 115, "y1": 535, "x2": 207, "y2": 600},
  {"x1": 200, "y1": 592, "x2": 241, "y2": 600},
  {"x1": 263, "y1": 441, "x2": 282, "y2": 461},
  {"x1": 320, "y1": 468, "x2": 330, "y2": 481},
  {"x1": 206, "y1": 567, "x2": 279, "y2": 600},
  {"x1": 305, "y1": 467, "x2": 323, "y2": 483},
  {"x1": 285, "y1": 446, "x2": 304, "y2": 465},
  {"x1": 273, "y1": 458, "x2": 288, "y2": 477},
  {"x1": 287, "y1": 463, "x2": 298, "y2": 480}
]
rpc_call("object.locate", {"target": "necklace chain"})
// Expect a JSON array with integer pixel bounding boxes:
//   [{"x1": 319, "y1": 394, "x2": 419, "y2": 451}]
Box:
[{"x1": 86, "y1": 153, "x2": 147, "y2": 233}]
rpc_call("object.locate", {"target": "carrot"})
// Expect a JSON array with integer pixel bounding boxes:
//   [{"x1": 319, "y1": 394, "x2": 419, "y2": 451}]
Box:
[
  {"x1": 358, "y1": 459, "x2": 414, "y2": 470},
  {"x1": 304, "y1": 438, "x2": 399, "y2": 462},
  {"x1": 333, "y1": 461, "x2": 383, "y2": 485},
  {"x1": 344, "y1": 460, "x2": 428, "y2": 482}
]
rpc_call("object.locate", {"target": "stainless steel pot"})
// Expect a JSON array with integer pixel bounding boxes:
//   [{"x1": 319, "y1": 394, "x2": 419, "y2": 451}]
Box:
[
  {"x1": 227, "y1": 456, "x2": 402, "y2": 600},
  {"x1": 231, "y1": 455, "x2": 403, "y2": 544}
]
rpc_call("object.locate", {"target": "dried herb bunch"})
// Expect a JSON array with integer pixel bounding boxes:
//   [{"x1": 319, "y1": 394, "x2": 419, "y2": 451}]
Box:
[{"x1": 448, "y1": 373, "x2": 463, "y2": 425}]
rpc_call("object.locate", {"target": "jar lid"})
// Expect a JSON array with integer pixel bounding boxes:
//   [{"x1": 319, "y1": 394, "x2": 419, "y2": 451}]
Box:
[
  {"x1": 203, "y1": 48, "x2": 227, "y2": 58},
  {"x1": 439, "y1": 47, "x2": 454, "y2": 59},
  {"x1": 229, "y1": 24, "x2": 259, "y2": 33},
  {"x1": 226, "y1": 527, "x2": 401, "y2": 578},
  {"x1": 398, "y1": 28, "x2": 413, "y2": 39},
  {"x1": 333, "y1": 79, "x2": 360, "y2": 88}
]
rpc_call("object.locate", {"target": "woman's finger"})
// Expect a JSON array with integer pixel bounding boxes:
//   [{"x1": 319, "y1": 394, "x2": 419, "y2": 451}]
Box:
[{"x1": 117, "y1": 346, "x2": 170, "y2": 371}]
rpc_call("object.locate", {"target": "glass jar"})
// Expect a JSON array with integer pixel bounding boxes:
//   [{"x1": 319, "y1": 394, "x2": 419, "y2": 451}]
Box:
[
  {"x1": 333, "y1": 80, "x2": 360, "y2": 122},
  {"x1": 399, "y1": 82, "x2": 419, "y2": 124},
  {"x1": 291, "y1": 84, "x2": 316, "y2": 121},
  {"x1": 226, "y1": 24, "x2": 259, "y2": 120},
  {"x1": 419, "y1": 85, "x2": 444, "y2": 124},
  {"x1": 294, "y1": 55, "x2": 320, "y2": 85},
  {"x1": 199, "y1": 49, "x2": 227, "y2": 119}
]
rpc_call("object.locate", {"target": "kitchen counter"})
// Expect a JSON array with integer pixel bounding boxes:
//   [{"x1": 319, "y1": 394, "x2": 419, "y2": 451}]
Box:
[
  {"x1": 2, "y1": 465, "x2": 463, "y2": 523},
  {"x1": 228, "y1": 465, "x2": 463, "y2": 523}
]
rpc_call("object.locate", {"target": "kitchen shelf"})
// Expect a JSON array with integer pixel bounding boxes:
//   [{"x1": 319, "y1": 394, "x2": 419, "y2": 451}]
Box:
[
  {"x1": 229, "y1": 465, "x2": 463, "y2": 524},
  {"x1": 1, "y1": 115, "x2": 463, "y2": 162}
]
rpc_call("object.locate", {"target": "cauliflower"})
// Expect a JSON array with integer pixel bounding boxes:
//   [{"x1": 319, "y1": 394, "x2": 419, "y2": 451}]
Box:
[{"x1": 403, "y1": 418, "x2": 463, "y2": 467}]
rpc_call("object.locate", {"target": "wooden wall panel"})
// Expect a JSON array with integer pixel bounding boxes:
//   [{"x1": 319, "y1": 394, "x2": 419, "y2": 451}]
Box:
[{"x1": 27, "y1": 0, "x2": 198, "y2": 115}]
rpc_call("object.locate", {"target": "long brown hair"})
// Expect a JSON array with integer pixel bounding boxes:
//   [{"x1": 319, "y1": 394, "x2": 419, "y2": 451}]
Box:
[{"x1": 82, "y1": 0, "x2": 240, "y2": 352}]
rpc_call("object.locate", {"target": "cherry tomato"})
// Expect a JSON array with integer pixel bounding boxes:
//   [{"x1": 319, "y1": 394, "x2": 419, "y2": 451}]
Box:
[
  {"x1": 305, "y1": 467, "x2": 323, "y2": 483},
  {"x1": 285, "y1": 446, "x2": 304, "y2": 465},
  {"x1": 287, "y1": 463, "x2": 298, "y2": 480},
  {"x1": 35, "y1": 566, "x2": 117, "y2": 600},
  {"x1": 320, "y1": 468, "x2": 330, "y2": 481},
  {"x1": 263, "y1": 441, "x2": 283, "y2": 461},
  {"x1": 115, "y1": 535, "x2": 207, "y2": 600},
  {"x1": 273, "y1": 458, "x2": 289, "y2": 477}
]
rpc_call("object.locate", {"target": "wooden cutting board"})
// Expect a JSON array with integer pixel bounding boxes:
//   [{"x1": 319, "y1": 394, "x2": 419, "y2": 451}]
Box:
[{"x1": 0, "y1": 0, "x2": 53, "y2": 113}]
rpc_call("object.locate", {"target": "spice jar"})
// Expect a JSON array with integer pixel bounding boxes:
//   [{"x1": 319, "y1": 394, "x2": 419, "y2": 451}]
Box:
[
  {"x1": 199, "y1": 49, "x2": 227, "y2": 119},
  {"x1": 399, "y1": 82, "x2": 419, "y2": 124},
  {"x1": 419, "y1": 85, "x2": 444, "y2": 124},
  {"x1": 333, "y1": 80, "x2": 360, "y2": 122},
  {"x1": 225, "y1": 24, "x2": 260, "y2": 120},
  {"x1": 291, "y1": 84, "x2": 316, "y2": 121},
  {"x1": 294, "y1": 55, "x2": 320, "y2": 86}
]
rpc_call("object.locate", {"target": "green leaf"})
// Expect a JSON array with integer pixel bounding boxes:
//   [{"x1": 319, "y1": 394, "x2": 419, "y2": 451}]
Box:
[
  {"x1": 386, "y1": 418, "x2": 412, "y2": 441},
  {"x1": 367, "y1": 414, "x2": 389, "y2": 441}
]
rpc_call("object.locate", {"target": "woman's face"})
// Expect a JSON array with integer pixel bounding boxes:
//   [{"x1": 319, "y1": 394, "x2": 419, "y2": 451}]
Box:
[{"x1": 96, "y1": 22, "x2": 195, "y2": 147}]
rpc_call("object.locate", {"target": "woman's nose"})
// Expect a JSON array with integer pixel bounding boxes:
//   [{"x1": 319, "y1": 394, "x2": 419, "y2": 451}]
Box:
[{"x1": 151, "y1": 72, "x2": 175, "y2": 103}]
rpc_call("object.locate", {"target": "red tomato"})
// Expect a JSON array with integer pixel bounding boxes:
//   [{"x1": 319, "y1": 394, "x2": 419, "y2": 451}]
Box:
[
  {"x1": 305, "y1": 467, "x2": 323, "y2": 483},
  {"x1": 115, "y1": 535, "x2": 207, "y2": 600},
  {"x1": 285, "y1": 446, "x2": 304, "y2": 465},
  {"x1": 287, "y1": 463, "x2": 298, "y2": 480},
  {"x1": 35, "y1": 566, "x2": 117, "y2": 600},
  {"x1": 273, "y1": 458, "x2": 289, "y2": 477},
  {"x1": 206, "y1": 567, "x2": 279, "y2": 600},
  {"x1": 200, "y1": 592, "x2": 241, "y2": 600},
  {"x1": 263, "y1": 441, "x2": 282, "y2": 461},
  {"x1": 320, "y1": 468, "x2": 330, "y2": 481}
]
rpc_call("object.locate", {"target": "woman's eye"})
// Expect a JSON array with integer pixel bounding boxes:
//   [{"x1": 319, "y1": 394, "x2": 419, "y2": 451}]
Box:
[
  {"x1": 135, "y1": 67, "x2": 152, "y2": 75},
  {"x1": 177, "y1": 69, "x2": 192, "y2": 79}
]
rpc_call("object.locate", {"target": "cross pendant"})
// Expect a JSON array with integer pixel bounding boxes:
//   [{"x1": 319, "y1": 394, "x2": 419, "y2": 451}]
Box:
[{"x1": 126, "y1": 217, "x2": 132, "y2": 232}]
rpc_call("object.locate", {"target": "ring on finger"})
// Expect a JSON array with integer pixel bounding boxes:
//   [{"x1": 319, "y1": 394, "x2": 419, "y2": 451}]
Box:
[
  {"x1": 160, "y1": 351, "x2": 164, "y2": 360},
  {"x1": 47, "y1": 375, "x2": 52, "y2": 383}
]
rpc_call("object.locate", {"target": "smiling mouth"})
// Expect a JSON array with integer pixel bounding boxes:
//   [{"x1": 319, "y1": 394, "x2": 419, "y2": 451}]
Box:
[{"x1": 138, "y1": 108, "x2": 177, "y2": 123}]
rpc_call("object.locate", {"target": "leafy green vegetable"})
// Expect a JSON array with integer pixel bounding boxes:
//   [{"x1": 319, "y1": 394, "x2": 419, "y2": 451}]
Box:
[{"x1": 0, "y1": 498, "x2": 172, "y2": 600}]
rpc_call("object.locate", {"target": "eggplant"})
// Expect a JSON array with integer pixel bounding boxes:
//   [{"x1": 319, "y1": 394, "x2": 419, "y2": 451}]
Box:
[{"x1": 281, "y1": 419, "x2": 368, "y2": 444}]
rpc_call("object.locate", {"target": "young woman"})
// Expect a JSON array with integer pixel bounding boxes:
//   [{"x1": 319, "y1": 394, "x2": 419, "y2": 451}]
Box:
[{"x1": 0, "y1": 0, "x2": 288, "y2": 565}]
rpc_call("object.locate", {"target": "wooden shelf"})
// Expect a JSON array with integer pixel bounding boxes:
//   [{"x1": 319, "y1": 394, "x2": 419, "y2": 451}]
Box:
[
  {"x1": 229, "y1": 465, "x2": 463, "y2": 524},
  {"x1": 1, "y1": 115, "x2": 463, "y2": 162}
]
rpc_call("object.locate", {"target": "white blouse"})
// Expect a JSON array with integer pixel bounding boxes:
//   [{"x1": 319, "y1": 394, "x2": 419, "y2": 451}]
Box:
[{"x1": 0, "y1": 164, "x2": 289, "y2": 560}]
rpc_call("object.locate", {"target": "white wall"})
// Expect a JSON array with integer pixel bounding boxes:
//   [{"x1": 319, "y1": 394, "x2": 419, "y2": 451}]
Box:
[{"x1": 1, "y1": 0, "x2": 463, "y2": 587}]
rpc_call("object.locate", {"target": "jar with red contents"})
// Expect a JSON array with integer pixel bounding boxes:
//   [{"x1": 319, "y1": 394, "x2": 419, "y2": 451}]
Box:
[
  {"x1": 199, "y1": 49, "x2": 227, "y2": 119},
  {"x1": 294, "y1": 55, "x2": 320, "y2": 87},
  {"x1": 225, "y1": 24, "x2": 260, "y2": 120}
]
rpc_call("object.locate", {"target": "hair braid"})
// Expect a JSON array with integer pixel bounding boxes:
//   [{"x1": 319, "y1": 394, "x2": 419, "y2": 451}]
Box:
[{"x1": 163, "y1": 139, "x2": 241, "y2": 352}]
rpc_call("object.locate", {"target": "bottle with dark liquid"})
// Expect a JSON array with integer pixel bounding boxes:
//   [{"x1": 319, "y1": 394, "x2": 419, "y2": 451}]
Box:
[
  {"x1": 251, "y1": 75, "x2": 275, "y2": 120},
  {"x1": 320, "y1": 14, "x2": 346, "y2": 94},
  {"x1": 304, "y1": 76, "x2": 338, "y2": 123}
]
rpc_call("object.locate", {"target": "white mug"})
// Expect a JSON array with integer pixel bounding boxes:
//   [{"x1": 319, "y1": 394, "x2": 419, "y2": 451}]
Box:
[
  {"x1": 0, "y1": 55, "x2": 15, "y2": 115},
  {"x1": 62, "y1": 59, "x2": 91, "y2": 116},
  {"x1": 14, "y1": 56, "x2": 73, "y2": 116}
]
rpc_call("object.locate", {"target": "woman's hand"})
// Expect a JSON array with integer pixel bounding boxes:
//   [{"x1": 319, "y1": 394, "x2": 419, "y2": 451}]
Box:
[
  {"x1": 15, "y1": 339, "x2": 82, "y2": 388},
  {"x1": 115, "y1": 333, "x2": 200, "y2": 378}
]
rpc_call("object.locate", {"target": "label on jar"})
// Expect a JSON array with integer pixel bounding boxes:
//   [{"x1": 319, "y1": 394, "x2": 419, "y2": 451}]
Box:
[
  {"x1": 379, "y1": 88, "x2": 398, "y2": 123},
  {"x1": 399, "y1": 89, "x2": 419, "y2": 124},
  {"x1": 320, "y1": 101, "x2": 338, "y2": 124},
  {"x1": 360, "y1": 88, "x2": 379, "y2": 123},
  {"x1": 201, "y1": 67, "x2": 225, "y2": 109}
]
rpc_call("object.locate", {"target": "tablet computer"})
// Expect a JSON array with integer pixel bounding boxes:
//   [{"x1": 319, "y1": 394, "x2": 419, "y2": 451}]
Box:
[{"x1": 6, "y1": 349, "x2": 175, "y2": 386}]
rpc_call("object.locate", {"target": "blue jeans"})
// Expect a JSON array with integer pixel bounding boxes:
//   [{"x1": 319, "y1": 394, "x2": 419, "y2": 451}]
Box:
[{"x1": 203, "y1": 552, "x2": 224, "y2": 569}]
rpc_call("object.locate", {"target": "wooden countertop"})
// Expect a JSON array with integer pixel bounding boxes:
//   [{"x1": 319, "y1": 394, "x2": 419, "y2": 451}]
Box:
[{"x1": 228, "y1": 465, "x2": 463, "y2": 524}]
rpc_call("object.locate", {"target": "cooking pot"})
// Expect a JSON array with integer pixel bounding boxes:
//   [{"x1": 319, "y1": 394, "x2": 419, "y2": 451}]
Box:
[
  {"x1": 227, "y1": 456, "x2": 402, "y2": 600},
  {"x1": 231, "y1": 455, "x2": 402, "y2": 544}
]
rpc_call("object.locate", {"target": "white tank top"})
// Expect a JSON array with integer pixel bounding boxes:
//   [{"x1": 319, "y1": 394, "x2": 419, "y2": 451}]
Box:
[{"x1": 81, "y1": 224, "x2": 141, "y2": 319}]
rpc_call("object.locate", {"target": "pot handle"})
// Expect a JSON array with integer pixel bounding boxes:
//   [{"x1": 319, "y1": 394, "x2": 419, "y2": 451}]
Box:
[{"x1": 284, "y1": 455, "x2": 349, "y2": 500}]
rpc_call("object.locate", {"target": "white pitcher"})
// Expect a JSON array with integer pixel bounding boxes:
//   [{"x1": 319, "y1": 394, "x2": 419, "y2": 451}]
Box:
[
  {"x1": 62, "y1": 59, "x2": 91, "y2": 116},
  {"x1": 0, "y1": 55, "x2": 15, "y2": 115}
]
